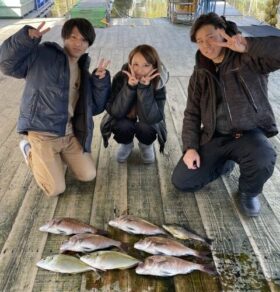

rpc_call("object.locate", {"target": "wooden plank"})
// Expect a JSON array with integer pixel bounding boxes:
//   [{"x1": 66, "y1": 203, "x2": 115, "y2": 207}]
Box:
[
  {"x1": 155, "y1": 102, "x2": 221, "y2": 291},
  {"x1": 0, "y1": 183, "x2": 58, "y2": 292},
  {"x1": 80, "y1": 125, "x2": 129, "y2": 291},
  {"x1": 127, "y1": 145, "x2": 176, "y2": 291}
]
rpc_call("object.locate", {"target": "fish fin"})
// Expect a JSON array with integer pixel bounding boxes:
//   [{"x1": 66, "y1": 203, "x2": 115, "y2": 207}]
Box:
[{"x1": 57, "y1": 229, "x2": 67, "y2": 235}]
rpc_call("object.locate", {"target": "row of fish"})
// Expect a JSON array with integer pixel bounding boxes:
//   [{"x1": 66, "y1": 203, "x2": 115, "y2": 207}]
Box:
[
  {"x1": 39, "y1": 215, "x2": 212, "y2": 245},
  {"x1": 37, "y1": 252, "x2": 216, "y2": 276},
  {"x1": 37, "y1": 215, "x2": 216, "y2": 277}
]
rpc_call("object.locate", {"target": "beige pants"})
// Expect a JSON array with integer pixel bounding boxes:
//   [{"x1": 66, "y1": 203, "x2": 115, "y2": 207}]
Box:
[{"x1": 27, "y1": 132, "x2": 96, "y2": 197}]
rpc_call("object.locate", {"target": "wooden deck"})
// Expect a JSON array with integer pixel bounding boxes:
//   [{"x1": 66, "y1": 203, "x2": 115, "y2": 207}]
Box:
[{"x1": 0, "y1": 15, "x2": 280, "y2": 292}]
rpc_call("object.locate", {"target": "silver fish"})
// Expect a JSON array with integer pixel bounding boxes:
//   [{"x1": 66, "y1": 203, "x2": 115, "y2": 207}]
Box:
[
  {"x1": 135, "y1": 255, "x2": 217, "y2": 277},
  {"x1": 108, "y1": 215, "x2": 166, "y2": 235},
  {"x1": 162, "y1": 224, "x2": 212, "y2": 246},
  {"x1": 60, "y1": 233, "x2": 123, "y2": 253},
  {"x1": 37, "y1": 254, "x2": 94, "y2": 274},
  {"x1": 39, "y1": 218, "x2": 105, "y2": 235},
  {"x1": 80, "y1": 250, "x2": 141, "y2": 270},
  {"x1": 134, "y1": 236, "x2": 210, "y2": 259}
]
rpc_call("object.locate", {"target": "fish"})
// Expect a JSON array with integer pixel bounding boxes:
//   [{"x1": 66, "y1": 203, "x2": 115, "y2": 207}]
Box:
[
  {"x1": 162, "y1": 224, "x2": 213, "y2": 246},
  {"x1": 134, "y1": 236, "x2": 210, "y2": 259},
  {"x1": 39, "y1": 218, "x2": 106, "y2": 235},
  {"x1": 135, "y1": 255, "x2": 217, "y2": 277},
  {"x1": 108, "y1": 215, "x2": 166, "y2": 235},
  {"x1": 80, "y1": 250, "x2": 141, "y2": 270},
  {"x1": 36, "y1": 254, "x2": 95, "y2": 274},
  {"x1": 60, "y1": 233, "x2": 125, "y2": 253}
]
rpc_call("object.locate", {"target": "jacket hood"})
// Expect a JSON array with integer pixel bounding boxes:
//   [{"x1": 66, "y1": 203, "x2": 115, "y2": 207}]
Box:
[{"x1": 121, "y1": 62, "x2": 169, "y2": 89}]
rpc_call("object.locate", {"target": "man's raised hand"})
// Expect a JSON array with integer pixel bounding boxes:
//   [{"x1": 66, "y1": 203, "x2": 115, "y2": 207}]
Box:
[
  {"x1": 95, "y1": 58, "x2": 110, "y2": 79},
  {"x1": 28, "y1": 21, "x2": 50, "y2": 40}
]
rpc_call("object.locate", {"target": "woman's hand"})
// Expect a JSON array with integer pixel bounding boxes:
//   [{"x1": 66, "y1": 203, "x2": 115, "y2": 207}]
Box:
[
  {"x1": 210, "y1": 29, "x2": 248, "y2": 53},
  {"x1": 28, "y1": 21, "x2": 50, "y2": 39},
  {"x1": 122, "y1": 64, "x2": 139, "y2": 87},
  {"x1": 139, "y1": 68, "x2": 160, "y2": 86},
  {"x1": 95, "y1": 58, "x2": 110, "y2": 79},
  {"x1": 183, "y1": 149, "x2": 200, "y2": 169}
]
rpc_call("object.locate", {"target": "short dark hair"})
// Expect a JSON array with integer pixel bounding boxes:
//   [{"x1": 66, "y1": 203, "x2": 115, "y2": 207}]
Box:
[
  {"x1": 61, "y1": 18, "x2": 96, "y2": 46},
  {"x1": 190, "y1": 12, "x2": 239, "y2": 42}
]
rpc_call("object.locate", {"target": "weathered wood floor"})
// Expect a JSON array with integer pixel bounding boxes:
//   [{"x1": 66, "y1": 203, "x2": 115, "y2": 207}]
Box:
[{"x1": 0, "y1": 16, "x2": 280, "y2": 292}]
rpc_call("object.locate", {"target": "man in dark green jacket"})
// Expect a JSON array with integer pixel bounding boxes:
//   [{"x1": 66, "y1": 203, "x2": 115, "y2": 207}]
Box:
[
  {"x1": 0, "y1": 18, "x2": 111, "y2": 197},
  {"x1": 172, "y1": 13, "x2": 280, "y2": 217}
]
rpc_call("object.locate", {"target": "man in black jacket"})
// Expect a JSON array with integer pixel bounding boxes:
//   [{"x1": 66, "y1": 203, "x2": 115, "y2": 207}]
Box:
[
  {"x1": 172, "y1": 13, "x2": 280, "y2": 217},
  {"x1": 0, "y1": 18, "x2": 111, "y2": 196}
]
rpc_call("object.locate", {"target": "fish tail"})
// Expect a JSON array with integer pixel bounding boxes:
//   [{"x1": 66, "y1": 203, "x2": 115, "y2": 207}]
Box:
[
  {"x1": 119, "y1": 242, "x2": 129, "y2": 253},
  {"x1": 199, "y1": 264, "x2": 218, "y2": 275},
  {"x1": 197, "y1": 250, "x2": 212, "y2": 260},
  {"x1": 203, "y1": 237, "x2": 213, "y2": 246},
  {"x1": 97, "y1": 228, "x2": 109, "y2": 236}
]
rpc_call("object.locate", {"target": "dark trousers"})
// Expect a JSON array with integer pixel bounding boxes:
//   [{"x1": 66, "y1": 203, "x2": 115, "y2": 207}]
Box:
[
  {"x1": 112, "y1": 118, "x2": 157, "y2": 145},
  {"x1": 172, "y1": 129, "x2": 277, "y2": 195}
]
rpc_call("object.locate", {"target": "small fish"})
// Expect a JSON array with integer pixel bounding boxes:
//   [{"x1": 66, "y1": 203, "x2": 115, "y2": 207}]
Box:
[
  {"x1": 162, "y1": 224, "x2": 212, "y2": 246},
  {"x1": 108, "y1": 215, "x2": 166, "y2": 235},
  {"x1": 80, "y1": 250, "x2": 141, "y2": 270},
  {"x1": 60, "y1": 233, "x2": 124, "y2": 253},
  {"x1": 39, "y1": 218, "x2": 106, "y2": 235},
  {"x1": 37, "y1": 254, "x2": 94, "y2": 274},
  {"x1": 135, "y1": 255, "x2": 217, "y2": 277},
  {"x1": 134, "y1": 236, "x2": 210, "y2": 259}
]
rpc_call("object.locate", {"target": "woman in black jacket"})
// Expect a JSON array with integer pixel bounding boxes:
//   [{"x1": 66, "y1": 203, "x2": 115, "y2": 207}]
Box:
[
  {"x1": 101, "y1": 44, "x2": 168, "y2": 163},
  {"x1": 172, "y1": 13, "x2": 280, "y2": 217}
]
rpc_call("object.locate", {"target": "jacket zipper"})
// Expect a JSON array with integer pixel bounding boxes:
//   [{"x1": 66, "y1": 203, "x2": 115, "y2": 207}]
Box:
[{"x1": 239, "y1": 75, "x2": 258, "y2": 112}]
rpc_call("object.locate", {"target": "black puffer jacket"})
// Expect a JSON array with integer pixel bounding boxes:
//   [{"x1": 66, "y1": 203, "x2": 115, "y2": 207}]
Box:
[
  {"x1": 0, "y1": 25, "x2": 111, "y2": 152},
  {"x1": 101, "y1": 63, "x2": 169, "y2": 152},
  {"x1": 182, "y1": 36, "x2": 280, "y2": 152}
]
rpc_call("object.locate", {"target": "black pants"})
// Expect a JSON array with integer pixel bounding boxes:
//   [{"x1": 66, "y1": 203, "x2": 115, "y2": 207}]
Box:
[
  {"x1": 112, "y1": 118, "x2": 157, "y2": 145},
  {"x1": 172, "y1": 129, "x2": 277, "y2": 195}
]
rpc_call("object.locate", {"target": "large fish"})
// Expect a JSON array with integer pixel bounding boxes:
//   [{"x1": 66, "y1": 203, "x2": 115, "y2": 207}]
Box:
[
  {"x1": 80, "y1": 250, "x2": 141, "y2": 270},
  {"x1": 135, "y1": 255, "x2": 217, "y2": 277},
  {"x1": 39, "y1": 218, "x2": 106, "y2": 235},
  {"x1": 37, "y1": 254, "x2": 95, "y2": 274},
  {"x1": 134, "y1": 236, "x2": 210, "y2": 259},
  {"x1": 108, "y1": 215, "x2": 166, "y2": 235},
  {"x1": 162, "y1": 224, "x2": 212, "y2": 246},
  {"x1": 60, "y1": 233, "x2": 124, "y2": 253}
]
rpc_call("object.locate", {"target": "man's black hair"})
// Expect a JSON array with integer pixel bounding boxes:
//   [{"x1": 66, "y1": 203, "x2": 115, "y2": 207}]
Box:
[
  {"x1": 61, "y1": 18, "x2": 96, "y2": 46},
  {"x1": 190, "y1": 12, "x2": 240, "y2": 42}
]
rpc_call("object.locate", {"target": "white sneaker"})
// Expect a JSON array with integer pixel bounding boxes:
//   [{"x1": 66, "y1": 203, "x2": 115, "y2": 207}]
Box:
[
  {"x1": 19, "y1": 139, "x2": 31, "y2": 165},
  {"x1": 117, "y1": 142, "x2": 134, "y2": 163},
  {"x1": 139, "y1": 142, "x2": 155, "y2": 164}
]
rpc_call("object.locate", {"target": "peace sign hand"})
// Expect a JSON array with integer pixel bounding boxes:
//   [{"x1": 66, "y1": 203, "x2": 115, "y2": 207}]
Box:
[
  {"x1": 122, "y1": 64, "x2": 139, "y2": 87},
  {"x1": 28, "y1": 21, "x2": 50, "y2": 40},
  {"x1": 210, "y1": 29, "x2": 248, "y2": 53},
  {"x1": 139, "y1": 68, "x2": 160, "y2": 86},
  {"x1": 95, "y1": 58, "x2": 110, "y2": 79}
]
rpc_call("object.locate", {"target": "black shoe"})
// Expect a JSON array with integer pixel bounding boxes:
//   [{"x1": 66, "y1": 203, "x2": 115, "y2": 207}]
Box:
[{"x1": 236, "y1": 192, "x2": 261, "y2": 217}]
